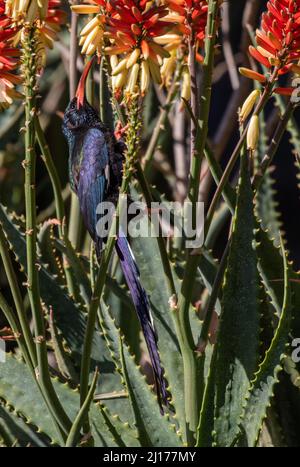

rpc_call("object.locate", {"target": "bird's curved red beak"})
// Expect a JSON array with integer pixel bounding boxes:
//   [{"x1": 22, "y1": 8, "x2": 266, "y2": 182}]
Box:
[{"x1": 75, "y1": 56, "x2": 97, "y2": 109}]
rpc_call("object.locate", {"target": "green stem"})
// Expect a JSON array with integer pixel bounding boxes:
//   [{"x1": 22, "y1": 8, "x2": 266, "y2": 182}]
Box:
[
  {"x1": 187, "y1": 0, "x2": 219, "y2": 210},
  {"x1": 99, "y1": 58, "x2": 113, "y2": 129},
  {"x1": 0, "y1": 226, "x2": 36, "y2": 367},
  {"x1": 199, "y1": 241, "x2": 230, "y2": 346},
  {"x1": 177, "y1": 0, "x2": 220, "y2": 439},
  {"x1": 35, "y1": 116, "x2": 86, "y2": 301},
  {"x1": 68, "y1": 196, "x2": 82, "y2": 252},
  {"x1": 34, "y1": 117, "x2": 65, "y2": 229},
  {"x1": 66, "y1": 370, "x2": 98, "y2": 447},
  {"x1": 22, "y1": 27, "x2": 72, "y2": 440}
]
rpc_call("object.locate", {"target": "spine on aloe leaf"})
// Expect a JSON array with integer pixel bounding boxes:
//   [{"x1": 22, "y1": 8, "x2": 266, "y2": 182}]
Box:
[{"x1": 62, "y1": 59, "x2": 169, "y2": 409}]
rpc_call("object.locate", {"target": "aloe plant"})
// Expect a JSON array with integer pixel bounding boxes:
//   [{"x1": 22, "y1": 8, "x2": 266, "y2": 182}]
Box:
[{"x1": 0, "y1": 0, "x2": 300, "y2": 449}]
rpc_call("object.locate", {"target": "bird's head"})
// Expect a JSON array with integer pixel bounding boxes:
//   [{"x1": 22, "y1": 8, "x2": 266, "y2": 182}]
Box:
[{"x1": 62, "y1": 57, "x2": 100, "y2": 138}]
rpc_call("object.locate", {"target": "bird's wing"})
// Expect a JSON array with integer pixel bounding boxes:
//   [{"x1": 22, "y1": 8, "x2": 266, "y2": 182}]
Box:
[
  {"x1": 77, "y1": 128, "x2": 109, "y2": 246},
  {"x1": 69, "y1": 135, "x2": 83, "y2": 192}
]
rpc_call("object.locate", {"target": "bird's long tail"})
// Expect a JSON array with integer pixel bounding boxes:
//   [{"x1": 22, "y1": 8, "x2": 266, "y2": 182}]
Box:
[{"x1": 115, "y1": 230, "x2": 169, "y2": 410}]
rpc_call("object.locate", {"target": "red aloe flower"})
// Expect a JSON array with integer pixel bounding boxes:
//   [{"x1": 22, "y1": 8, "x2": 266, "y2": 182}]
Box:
[
  {"x1": 37, "y1": 1, "x2": 67, "y2": 52},
  {"x1": 72, "y1": 0, "x2": 114, "y2": 56},
  {"x1": 241, "y1": 0, "x2": 300, "y2": 93},
  {"x1": 0, "y1": 1, "x2": 22, "y2": 110},
  {"x1": 106, "y1": 0, "x2": 177, "y2": 94},
  {"x1": 165, "y1": 0, "x2": 208, "y2": 61}
]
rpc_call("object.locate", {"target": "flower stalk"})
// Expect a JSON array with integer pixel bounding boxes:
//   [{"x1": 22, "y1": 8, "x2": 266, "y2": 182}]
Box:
[
  {"x1": 176, "y1": 0, "x2": 220, "y2": 440},
  {"x1": 22, "y1": 26, "x2": 72, "y2": 440}
]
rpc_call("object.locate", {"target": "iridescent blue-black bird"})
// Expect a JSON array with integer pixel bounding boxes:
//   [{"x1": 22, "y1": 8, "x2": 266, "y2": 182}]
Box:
[{"x1": 62, "y1": 59, "x2": 169, "y2": 409}]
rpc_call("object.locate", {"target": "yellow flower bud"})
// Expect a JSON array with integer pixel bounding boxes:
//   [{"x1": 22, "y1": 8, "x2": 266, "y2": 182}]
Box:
[
  {"x1": 126, "y1": 63, "x2": 140, "y2": 94},
  {"x1": 140, "y1": 60, "x2": 150, "y2": 94},
  {"x1": 113, "y1": 69, "x2": 128, "y2": 91},
  {"x1": 247, "y1": 115, "x2": 259, "y2": 151},
  {"x1": 112, "y1": 57, "x2": 129, "y2": 76},
  {"x1": 126, "y1": 48, "x2": 141, "y2": 69},
  {"x1": 239, "y1": 90, "x2": 260, "y2": 123},
  {"x1": 181, "y1": 71, "x2": 191, "y2": 102}
]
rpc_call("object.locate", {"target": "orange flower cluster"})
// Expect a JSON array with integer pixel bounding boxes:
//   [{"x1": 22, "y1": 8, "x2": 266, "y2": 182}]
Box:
[
  {"x1": 37, "y1": 1, "x2": 67, "y2": 51},
  {"x1": 73, "y1": 0, "x2": 210, "y2": 96},
  {"x1": 0, "y1": 1, "x2": 22, "y2": 110},
  {"x1": 74, "y1": 0, "x2": 175, "y2": 94},
  {"x1": 0, "y1": 0, "x2": 66, "y2": 110},
  {"x1": 240, "y1": 0, "x2": 300, "y2": 95},
  {"x1": 107, "y1": 0, "x2": 174, "y2": 94},
  {"x1": 165, "y1": 0, "x2": 208, "y2": 61}
]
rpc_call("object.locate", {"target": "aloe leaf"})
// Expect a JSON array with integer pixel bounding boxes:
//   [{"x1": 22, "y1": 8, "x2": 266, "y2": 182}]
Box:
[
  {"x1": 49, "y1": 309, "x2": 79, "y2": 383},
  {"x1": 119, "y1": 338, "x2": 182, "y2": 447},
  {"x1": 0, "y1": 203, "x2": 129, "y2": 413},
  {"x1": 214, "y1": 157, "x2": 260, "y2": 446},
  {"x1": 0, "y1": 354, "x2": 118, "y2": 446},
  {"x1": 0, "y1": 205, "x2": 112, "y2": 370},
  {"x1": 238, "y1": 237, "x2": 292, "y2": 447},
  {"x1": 0, "y1": 403, "x2": 49, "y2": 447},
  {"x1": 37, "y1": 221, "x2": 65, "y2": 285},
  {"x1": 99, "y1": 404, "x2": 140, "y2": 447},
  {"x1": 198, "y1": 156, "x2": 260, "y2": 447},
  {"x1": 52, "y1": 237, "x2": 92, "y2": 304},
  {"x1": 97, "y1": 300, "x2": 180, "y2": 446},
  {"x1": 255, "y1": 108, "x2": 281, "y2": 247}
]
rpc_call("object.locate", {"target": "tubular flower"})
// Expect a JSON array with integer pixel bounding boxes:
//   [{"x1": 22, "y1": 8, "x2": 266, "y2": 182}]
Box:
[
  {"x1": 5, "y1": 0, "x2": 50, "y2": 25},
  {"x1": 158, "y1": 1, "x2": 209, "y2": 103},
  {"x1": 164, "y1": 0, "x2": 208, "y2": 62},
  {"x1": 5, "y1": 0, "x2": 66, "y2": 64},
  {"x1": 106, "y1": 0, "x2": 177, "y2": 96},
  {"x1": 0, "y1": 4, "x2": 22, "y2": 110},
  {"x1": 240, "y1": 0, "x2": 300, "y2": 94},
  {"x1": 72, "y1": 0, "x2": 113, "y2": 56}
]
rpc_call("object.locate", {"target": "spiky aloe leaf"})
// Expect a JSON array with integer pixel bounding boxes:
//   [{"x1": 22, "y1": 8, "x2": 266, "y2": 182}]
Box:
[
  {"x1": 97, "y1": 300, "x2": 181, "y2": 446},
  {"x1": 198, "y1": 250, "x2": 221, "y2": 315},
  {"x1": 0, "y1": 204, "x2": 135, "y2": 420},
  {"x1": 256, "y1": 223, "x2": 300, "y2": 345},
  {"x1": 49, "y1": 309, "x2": 79, "y2": 383},
  {"x1": 255, "y1": 167, "x2": 281, "y2": 248},
  {"x1": 119, "y1": 338, "x2": 182, "y2": 447},
  {"x1": 273, "y1": 94, "x2": 300, "y2": 156},
  {"x1": 256, "y1": 227, "x2": 284, "y2": 316},
  {"x1": 0, "y1": 354, "x2": 119, "y2": 447},
  {"x1": 237, "y1": 237, "x2": 292, "y2": 446},
  {"x1": 52, "y1": 237, "x2": 92, "y2": 305},
  {"x1": 198, "y1": 156, "x2": 260, "y2": 447},
  {"x1": 99, "y1": 404, "x2": 140, "y2": 447},
  {"x1": 0, "y1": 403, "x2": 50, "y2": 447},
  {"x1": 0, "y1": 204, "x2": 118, "y2": 386},
  {"x1": 37, "y1": 220, "x2": 65, "y2": 286},
  {"x1": 255, "y1": 108, "x2": 281, "y2": 247}
]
